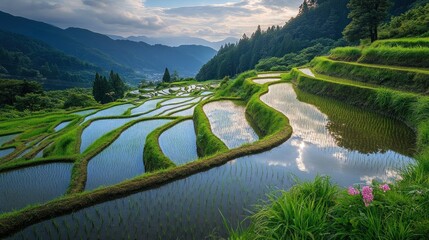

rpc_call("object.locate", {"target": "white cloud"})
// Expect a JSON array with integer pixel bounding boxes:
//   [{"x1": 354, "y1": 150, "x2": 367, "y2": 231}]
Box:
[{"x1": 0, "y1": 0, "x2": 299, "y2": 41}]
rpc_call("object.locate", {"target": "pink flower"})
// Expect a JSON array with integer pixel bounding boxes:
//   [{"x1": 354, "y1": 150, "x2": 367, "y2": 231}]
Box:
[
  {"x1": 348, "y1": 186, "x2": 360, "y2": 195},
  {"x1": 362, "y1": 186, "x2": 374, "y2": 207},
  {"x1": 379, "y1": 184, "x2": 390, "y2": 192}
]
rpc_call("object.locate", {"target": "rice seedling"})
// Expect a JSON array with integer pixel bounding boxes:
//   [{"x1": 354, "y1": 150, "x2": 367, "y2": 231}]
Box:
[
  {"x1": 85, "y1": 119, "x2": 171, "y2": 190},
  {"x1": 158, "y1": 120, "x2": 198, "y2": 165},
  {"x1": 0, "y1": 163, "x2": 72, "y2": 213},
  {"x1": 82, "y1": 104, "x2": 134, "y2": 123},
  {"x1": 130, "y1": 99, "x2": 164, "y2": 115},
  {"x1": 203, "y1": 100, "x2": 259, "y2": 149},
  {"x1": 0, "y1": 133, "x2": 19, "y2": 147},
  {"x1": 71, "y1": 109, "x2": 97, "y2": 116},
  {"x1": 80, "y1": 116, "x2": 143, "y2": 153},
  {"x1": 54, "y1": 121, "x2": 72, "y2": 132}
]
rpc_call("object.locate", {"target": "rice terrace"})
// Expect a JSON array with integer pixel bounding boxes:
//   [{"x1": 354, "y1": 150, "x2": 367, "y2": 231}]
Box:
[{"x1": 0, "y1": 0, "x2": 429, "y2": 239}]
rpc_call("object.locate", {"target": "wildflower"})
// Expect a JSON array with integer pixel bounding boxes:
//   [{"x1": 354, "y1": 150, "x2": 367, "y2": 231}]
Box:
[
  {"x1": 379, "y1": 184, "x2": 390, "y2": 193},
  {"x1": 362, "y1": 186, "x2": 374, "y2": 207},
  {"x1": 348, "y1": 186, "x2": 360, "y2": 195}
]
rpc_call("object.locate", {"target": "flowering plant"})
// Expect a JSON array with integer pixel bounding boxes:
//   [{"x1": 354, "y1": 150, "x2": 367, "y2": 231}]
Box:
[{"x1": 347, "y1": 183, "x2": 390, "y2": 207}]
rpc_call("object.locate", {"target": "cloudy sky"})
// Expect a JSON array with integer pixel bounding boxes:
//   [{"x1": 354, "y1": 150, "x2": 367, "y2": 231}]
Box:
[{"x1": 0, "y1": 0, "x2": 302, "y2": 41}]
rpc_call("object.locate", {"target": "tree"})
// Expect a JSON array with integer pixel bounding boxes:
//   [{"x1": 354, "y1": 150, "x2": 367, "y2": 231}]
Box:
[
  {"x1": 162, "y1": 68, "x2": 171, "y2": 83},
  {"x1": 92, "y1": 72, "x2": 114, "y2": 104},
  {"x1": 171, "y1": 70, "x2": 179, "y2": 82},
  {"x1": 343, "y1": 0, "x2": 391, "y2": 43},
  {"x1": 109, "y1": 70, "x2": 126, "y2": 99}
]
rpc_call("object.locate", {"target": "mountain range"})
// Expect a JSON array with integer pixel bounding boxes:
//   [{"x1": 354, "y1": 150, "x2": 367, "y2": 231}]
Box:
[
  {"x1": 0, "y1": 11, "x2": 218, "y2": 87},
  {"x1": 108, "y1": 35, "x2": 238, "y2": 51}
]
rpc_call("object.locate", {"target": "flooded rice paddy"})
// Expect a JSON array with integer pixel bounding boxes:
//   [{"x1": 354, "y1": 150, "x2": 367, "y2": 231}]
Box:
[
  {"x1": 203, "y1": 100, "x2": 259, "y2": 148},
  {"x1": 3, "y1": 81, "x2": 417, "y2": 239},
  {"x1": 159, "y1": 120, "x2": 198, "y2": 165},
  {"x1": 85, "y1": 119, "x2": 171, "y2": 190},
  {"x1": 0, "y1": 163, "x2": 72, "y2": 213}
]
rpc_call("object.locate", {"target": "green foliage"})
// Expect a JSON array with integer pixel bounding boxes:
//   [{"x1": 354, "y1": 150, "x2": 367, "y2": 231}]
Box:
[
  {"x1": 329, "y1": 38, "x2": 429, "y2": 68},
  {"x1": 380, "y1": 3, "x2": 429, "y2": 38},
  {"x1": 343, "y1": 0, "x2": 392, "y2": 42},
  {"x1": 63, "y1": 93, "x2": 97, "y2": 109},
  {"x1": 14, "y1": 93, "x2": 55, "y2": 111},
  {"x1": 371, "y1": 37, "x2": 429, "y2": 48},
  {"x1": 196, "y1": 0, "x2": 350, "y2": 80},
  {"x1": 162, "y1": 68, "x2": 171, "y2": 83},
  {"x1": 359, "y1": 46, "x2": 429, "y2": 68},
  {"x1": 216, "y1": 71, "x2": 257, "y2": 99},
  {"x1": 0, "y1": 79, "x2": 43, "y2": 106},
  {"x1": 256, "y1": 42, "x2": 339, "y2": 71},
  {"x1": 240, "y1": 176, "x2": 337, "y2": 239},
  {"x1": 329, "y1": 46, "x2": 362, "y2": 61},
  {"x1": 92, "y1": 71, "x2": 125, "y2": 104},
  {"x1": 0, "y1": 30, "x2": 96, "y2": 83},
  {"x1": 311, "y1": 57, "x2": 429, "y2": 93}
]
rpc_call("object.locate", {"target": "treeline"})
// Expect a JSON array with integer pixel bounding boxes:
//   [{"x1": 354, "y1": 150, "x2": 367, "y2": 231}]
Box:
[
  {"x1": 380, "y1": 2, "x2": 429, "y2": 38},
  {"x1": 92, "y1": 71, "x2": 127, "y2": 104},
  {"x1": 0, "y1": 79, "x2": 97, "y2": 116},
  {"x1": 0, "y1": 30, "x2": 98, "y2": 82},
  {"x1": 196, "y1": 0, "x2": 425, "y2": 80}
]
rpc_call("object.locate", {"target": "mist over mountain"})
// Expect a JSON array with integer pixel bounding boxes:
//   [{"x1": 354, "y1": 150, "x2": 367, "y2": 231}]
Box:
[{"x1": 109, "y1": 35, "x2": 239, "y2": 50}]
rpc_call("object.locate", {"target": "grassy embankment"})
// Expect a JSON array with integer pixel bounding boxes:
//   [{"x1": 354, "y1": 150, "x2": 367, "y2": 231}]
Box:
[
  {"x1": 0, "y1": 75, "x2": 292, "y2": 238},
  {"x1": 231, "y1": 38, "x2": 429, "y2": 239}
]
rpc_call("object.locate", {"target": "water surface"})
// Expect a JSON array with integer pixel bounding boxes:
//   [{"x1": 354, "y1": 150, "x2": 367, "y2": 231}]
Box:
[
  {"x1": 85, "y1": 120, "x2": 171, "y2": 190},
  {"x1": 159, "y1": 120, "x2": 198, "y2": 165},
  {"x1": 83, "y1": 104, "x2": 133, "y2": 123},
  {"x1": 12, "y1": 84, "x2": 416, "y2": 239},
  {"x1": 203, "y1": 100, "x2": 259, "y2": 148},
  {"x1": 0, "y1": 163, "x2": 72, "y2": 213}
]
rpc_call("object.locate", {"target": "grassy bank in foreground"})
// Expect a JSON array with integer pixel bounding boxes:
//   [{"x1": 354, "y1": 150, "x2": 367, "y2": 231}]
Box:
[{"x1": 229, "y1": 69, "x2": 429, "y2": 239}]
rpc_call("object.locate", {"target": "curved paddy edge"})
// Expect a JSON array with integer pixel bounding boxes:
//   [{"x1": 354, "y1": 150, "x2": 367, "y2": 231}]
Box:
[{"x1": 0, "y1": 76, "x2": 294, "y2": 238}]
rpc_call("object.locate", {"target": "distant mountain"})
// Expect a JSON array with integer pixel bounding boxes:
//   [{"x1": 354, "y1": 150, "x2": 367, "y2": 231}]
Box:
[
  {"x1": 0, "y1": 30, "x2": 100, "y2": 89},
  {"x1": 0, "y1": 11, "x2": 217, "y2": 85},
  {"x1": 109, "y1": 35, "x2": 238, "y2": 50}
]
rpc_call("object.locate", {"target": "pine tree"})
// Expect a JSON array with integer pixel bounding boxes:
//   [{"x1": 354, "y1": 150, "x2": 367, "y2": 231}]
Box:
[
  {"x1": 343, "y1": 0, "x2": 391, "y2": 42},
  {"x1": 92, "y1": 72, "x2": 103, "y2": 103},
  {"x1": 162, "y1": 68, "x2": 171, "y2": 83},
  {"x1": 109, "y1": 70, "x2": 125, "y2": 99}
]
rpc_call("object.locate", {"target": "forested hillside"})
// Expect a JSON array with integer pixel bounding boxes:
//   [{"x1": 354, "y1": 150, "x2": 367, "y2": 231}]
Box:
[
  {"x1": 0, "y1": 30, "x2": 98, "y2": 87},
  {"x1": 196, "y1": 0, "x2": 428, "y2": 80},
  {"x1": 0, "y1": 11, "x2": 217, "y2": 85}
]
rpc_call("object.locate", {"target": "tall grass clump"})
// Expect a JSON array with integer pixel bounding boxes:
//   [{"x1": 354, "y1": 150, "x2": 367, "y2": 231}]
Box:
[
  {"x1": 237, "y1": 177, "x2": 337, "y2": 239},
  {"x1": 216, "y1": 70, "x2": 257, "y2": 99},
  {"x1": 329, "y1": 47, "x2": 362, "y2": 61},
  {"x1": 359, "y1": 47, "x2": 429, "y2": 68},
  {"x1": 372, "y1": 38, "x2": 429, "y2": 49},
  {"x1": 311, "y1": 57, "x2": 429, "y2": 94}
]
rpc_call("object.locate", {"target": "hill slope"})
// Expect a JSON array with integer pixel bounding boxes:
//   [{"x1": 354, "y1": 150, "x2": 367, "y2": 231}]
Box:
[
  {"x1": 196, "y1": 0, "x2": 427, "y2": 80},
  {"x1": 0, "y1": 11, "x2": 217, "y2": 84}
]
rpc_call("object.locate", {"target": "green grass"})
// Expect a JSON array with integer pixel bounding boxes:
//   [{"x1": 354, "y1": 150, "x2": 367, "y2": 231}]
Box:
[
  {"x1": 371, "y1": 38, "x2": 429, "y2": 48},
  {"x1": 359, "y1": 46, "x2": 429, "y2": 68},
  {"x1": 329, "y1": 47, "x2": 362, "y2": 61},
  {"x1": 193, "y1": 98, "x2": 229, "y2": 157},
  {"x1": 143, "y1": 119, "x2": 188, "y2": 172},
  {"x1": 311, "y1": 57, "x2": 429, "y2": 94}
]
